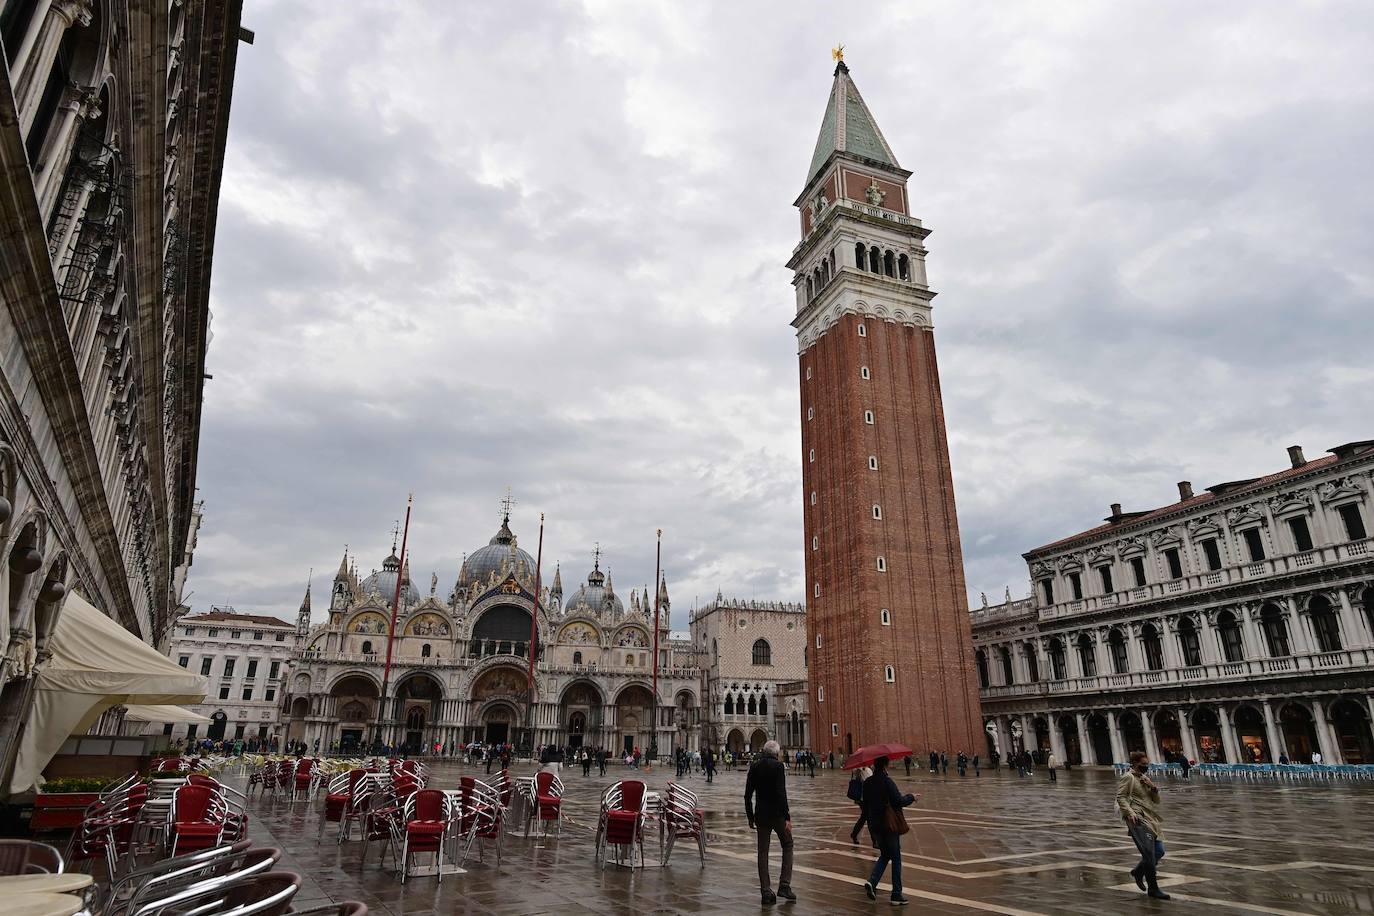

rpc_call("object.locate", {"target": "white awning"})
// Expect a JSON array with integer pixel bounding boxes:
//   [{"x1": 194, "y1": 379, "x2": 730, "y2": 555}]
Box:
[
  {"x1": 122, "y1": 704, "x2": 211, "y2": 724},
  {"x1": 9, "y1": 592, "x2": 207, "y2": 793}
]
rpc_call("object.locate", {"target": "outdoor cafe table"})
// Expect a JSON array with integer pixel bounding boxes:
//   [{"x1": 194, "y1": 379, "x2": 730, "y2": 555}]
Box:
[
  {"x1": 7, "y1": 892, "x2": 84, "y2": 916},
  {"x1": 0, "y1": 873, "x2": 94, "y2": 894}
]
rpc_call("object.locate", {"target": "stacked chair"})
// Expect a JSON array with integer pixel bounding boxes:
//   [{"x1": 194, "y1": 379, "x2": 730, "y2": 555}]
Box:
[
  {"x1": 522, "y1": 771, "x2": 564, "y2": 840},
  {"x1": 661, "y1": 781, "x2": 707, "y2": 866},
  {"x1": 454, "y1": 776, "x2": 505, "y2": 867},
  {"x1": 595, "y1": 780, "x2": 647, "y2": 869},
  {"x1": 319, "y1": 769, "x2": 377, "y2": 843},
  {"x1": 399, "y1": 788, "x2": 451, "y2": 884}
]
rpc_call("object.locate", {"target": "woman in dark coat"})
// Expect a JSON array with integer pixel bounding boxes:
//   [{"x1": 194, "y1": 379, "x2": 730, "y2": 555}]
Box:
[{"x1": 862, "y1": 755, "x2": 917, "y2": 906}]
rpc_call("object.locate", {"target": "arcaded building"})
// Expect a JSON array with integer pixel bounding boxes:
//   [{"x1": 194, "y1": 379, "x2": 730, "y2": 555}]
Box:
[
  {"x1": 792, "y1": 58, "x2": 982, "y2": 758},
  {"x1": 971, "y1": 440, "x2": 1374, "y2": 765},
  {"x1": 0, "y1": 0, "x2": 243, "y2": 786},
  {"x1": 279, "y1": 514, "x2": 705, "y2": 757}
]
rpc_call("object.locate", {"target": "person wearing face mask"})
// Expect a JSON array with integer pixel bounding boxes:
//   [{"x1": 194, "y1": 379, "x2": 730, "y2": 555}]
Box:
[{"x1": 1116, "y1": 750, "x2": 1170, "y2": 900}]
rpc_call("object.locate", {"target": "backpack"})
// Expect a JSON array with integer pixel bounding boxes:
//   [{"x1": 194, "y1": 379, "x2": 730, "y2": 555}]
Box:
[{"x1": 847, "y1": 771, "x2": 864, "y2": 803}]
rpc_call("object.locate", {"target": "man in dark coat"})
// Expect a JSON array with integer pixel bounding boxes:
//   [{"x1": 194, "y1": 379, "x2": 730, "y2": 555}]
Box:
[
  {"x1": 745, "y1": 740, "x2": 795, "y2": 905},
  {"x1": 862, "y1": 755, "x2": 917, "y2": 906}
]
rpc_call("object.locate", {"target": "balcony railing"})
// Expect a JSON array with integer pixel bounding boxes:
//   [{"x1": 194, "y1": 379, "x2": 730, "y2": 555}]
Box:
[
  {"x1": 979, "y1": 645, "x2": 1374, "y2": 700},
  {"x1": 1036, "y1": 537, "x2": 1373, "y2": 622}
]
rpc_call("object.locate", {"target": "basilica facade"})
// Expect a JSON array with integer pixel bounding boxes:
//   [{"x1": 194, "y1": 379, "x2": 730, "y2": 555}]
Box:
[{"x1": 278, "y1": 515, "x2": 704, "y2": 756}]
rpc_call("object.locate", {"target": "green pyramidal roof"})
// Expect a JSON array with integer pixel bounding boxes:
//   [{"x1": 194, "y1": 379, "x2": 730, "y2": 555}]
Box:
[{"x1": 806, "y1": 61, "x2": 900, "y2": 186}]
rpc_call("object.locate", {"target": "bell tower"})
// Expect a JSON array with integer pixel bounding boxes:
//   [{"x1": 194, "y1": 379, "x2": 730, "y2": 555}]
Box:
[{"x1": 792, "y1": 57, "x2": 982, "y2": 758}]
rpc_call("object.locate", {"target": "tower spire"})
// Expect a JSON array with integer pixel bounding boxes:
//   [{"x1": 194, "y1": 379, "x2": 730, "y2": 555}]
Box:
[{"x1": 805, "y1": 59, "x2": 901, "y2": 187}]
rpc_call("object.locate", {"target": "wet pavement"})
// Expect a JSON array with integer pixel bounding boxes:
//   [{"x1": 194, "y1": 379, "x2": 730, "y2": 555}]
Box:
[{"x1": 238, "y1": 758, "x2": 1374, "y2": 915}]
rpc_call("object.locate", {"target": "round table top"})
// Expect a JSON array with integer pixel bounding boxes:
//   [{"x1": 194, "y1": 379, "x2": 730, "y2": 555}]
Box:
[
  {"x1": 7, "y1": 891, "x2": 84, "y2": 916},
  {"x1": 0, "y1": 873, "x2": 94, "y2": 893}
]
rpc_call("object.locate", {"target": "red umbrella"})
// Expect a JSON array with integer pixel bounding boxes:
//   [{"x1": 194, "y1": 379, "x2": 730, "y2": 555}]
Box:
[{"x1": 842, "y1": 743, "x2": 914, "y2": 770}]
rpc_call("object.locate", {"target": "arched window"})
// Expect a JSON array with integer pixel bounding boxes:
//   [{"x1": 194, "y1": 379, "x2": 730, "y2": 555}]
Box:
[
  {"x1": 821, "y1": 260, "x2": 831, "y2": 284},
  {"x1": 1177, "y1": 617, "x2": 1202, "y2": 667},
  {"x1": 897, "y1": 253, "x2": 910, "y2": 280},
  {"x1": 1309, "y1": 596, "x2": 1343, "y2": 653},
  {"x1": 1141, "y1": 624, "x2": 1164, "y2": 670},
  {"x1": 759, "y1": 695, "x2": 768, "y2": 716},
  {"x1": 1025, "y1": 647, "x2": 1040, "y2": 682},
  {"x1": 420, "y1": 643, "x2": 432, "y2": 658},
  {"x1": 747, "y1": 695, "x2": 757, "y2": 715},
  {"x1": 573, "y1": 650, "x2": 583, "y2": 666},
  {"x1": 975, "y1": 650, "x2": 989, "y2": 688},
  {"x1": 1108, "y1": 629, "x2": 1130, "y2": 674},
  {"x1": 999, "y1": 646, "x2": 1014, "y2": 684},
  {"x1": 724, "y1": 693, "x2": 734, "y2": 715},
  {"x1": 884, "y1": 665, "x2": 895, "y2": 683},
  {"x1": 1, "y1": 1, "x2": 43, "y2": 63},
  {"x1": 869, "y1": 246, "x2": 881, "y2": 273},
  {"x1": 855, "y1": 242, "x2": 867, "y2": 271},
  {"x1": 1217, "y1": 610, "x2": 1245, "y2": 662},
  {"x1": 752, "y1": 639, "x2": 772, "y2": 666},
  {"x1": 712, "y1": 639, "x2": 718, "y2": 663},
  {"x1": 1048, "y1": 639, "x2": 1066, "y2": 680},
  {"x1": 1076, "y1": 634, "x2": 1097, "y2": 677},
  {"x1": 883, "y1": 250, "x2": 895, "y2": 277},
  {"x1": 805, "y1": 276, "x2": 813, "y2": 301},
  {"x1": 1260, "y1": 604, "x2": 1290, "y2": 657},
  {"x1": 361, "y1": 640, "x2": 373, "y2": 655}
]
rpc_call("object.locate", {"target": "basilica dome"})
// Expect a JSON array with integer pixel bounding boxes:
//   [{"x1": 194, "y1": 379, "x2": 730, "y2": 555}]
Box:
[
  {"x1": 360, "y1": 553, "x2": 420, "y2": 604},
  {"x1": 563, "y1": 564, "x2": 624, "y2": 617},
  {"x1": 459, "y1": 516, "x2": 538, "y2": 592}
]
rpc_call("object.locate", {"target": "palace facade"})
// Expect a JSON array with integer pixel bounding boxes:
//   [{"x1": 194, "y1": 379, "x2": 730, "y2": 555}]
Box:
[
  {"x1": 971, "y1": 440, "x2": 1374, "y2": 766},
  {"x1": 0, "y1": 0, "x2": 242, "y2": 787},
  {"x1": 277, "y1": 515, "x2": 706, "y2": 757}
]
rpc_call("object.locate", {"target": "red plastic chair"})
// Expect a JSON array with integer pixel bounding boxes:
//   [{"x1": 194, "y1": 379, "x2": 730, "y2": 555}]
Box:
[
  {"x1": 603, "y1": 779, "x2": 646, "y2": 869},
  {"x1": 358, "y1": 791, "x2": 403, "y2": 871},
  {"x1": 320, "y1": 769, "x2": 369, "y2": 843},
  {"x1": 169, "y1": 784, "x2": 224, "y2": 856},
  {"x1": 400, "y1": 789, "x2": 450, "y2": 884},
  {"x1": 458, "y1": 778, "x2": 504, "y2": 867},
  {"x1": 293, "y1": 757, "x2": 320, "y2": 802},
  {"x1": 529, "y1": 771, "x2": 563, "y2": 839}
]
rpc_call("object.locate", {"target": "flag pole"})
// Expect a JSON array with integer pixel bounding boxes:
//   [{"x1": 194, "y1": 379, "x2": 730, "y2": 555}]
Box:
[
  {"x1": 374, "y1": 494, "x2": 412, "y2": 753},
  {"x1": 648, "y1": 528, "x2": 662, "y2": 769},
  {"x1": 524, "y1": 513, "x2": 544, "y2": 756}
]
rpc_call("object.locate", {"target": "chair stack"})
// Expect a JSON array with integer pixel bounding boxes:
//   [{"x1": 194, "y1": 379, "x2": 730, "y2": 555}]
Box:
[
  {"x1": 400, "y1": 789, "x2": 451, "y2": 884},
  {"x1": 662, "y1": 781, "x2": 707, "y2": 866},
  {"x1": 596, "y1": 779, "x2": 646, "y2": 869}
]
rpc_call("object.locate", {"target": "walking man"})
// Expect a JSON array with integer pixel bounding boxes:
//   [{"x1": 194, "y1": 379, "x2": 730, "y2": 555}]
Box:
[
  {"x1": 745, "y1": 740, "x2": 796, "y2": 905},
  {"x1": 704, "y1": 748, "x2": 716, "y2": 784},
  {"x1": 1117, "y1": 750, "x2": 1170, "y2": 900}
]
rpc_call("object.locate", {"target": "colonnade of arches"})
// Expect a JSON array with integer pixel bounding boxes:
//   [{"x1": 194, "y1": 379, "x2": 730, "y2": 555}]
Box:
[
  {"x1": 985, "y1": 694, "x2": 1374, "y2": 766},
  {"x1": 801, "y1": 242, "x2": 913, "y2": 304}
]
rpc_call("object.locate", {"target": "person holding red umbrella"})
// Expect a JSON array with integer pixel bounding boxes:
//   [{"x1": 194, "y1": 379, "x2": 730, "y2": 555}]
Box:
[{"x1": 860, "y1": 755, "x2": 917, "y2": 906}]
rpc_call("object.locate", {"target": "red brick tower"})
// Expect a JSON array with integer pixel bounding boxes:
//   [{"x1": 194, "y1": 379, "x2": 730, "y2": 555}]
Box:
[{"x1": 792, "y1": 59, "x2": 982, "y2": 759}]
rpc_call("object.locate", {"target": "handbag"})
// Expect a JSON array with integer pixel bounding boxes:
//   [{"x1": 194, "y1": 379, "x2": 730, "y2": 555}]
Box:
[
  {"x1": 847, "y1": 773, "x2": 863, "y2": 803},
  {"x1": 882, "y1": 803, "x2": 910, "y2": 836}
]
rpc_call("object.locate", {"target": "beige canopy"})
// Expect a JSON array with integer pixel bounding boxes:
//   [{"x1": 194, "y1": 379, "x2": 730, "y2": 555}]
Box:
[
  {"x1": 122, "y1": 704, "x2": 211, "y2": 724},
  {"x1": 9, "y1": 591, "x2": 207, "y2": 793}
]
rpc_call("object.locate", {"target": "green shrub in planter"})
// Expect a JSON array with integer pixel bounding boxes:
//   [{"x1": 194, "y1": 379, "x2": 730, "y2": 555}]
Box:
[{"x1": 39, "y1": 776, "x2": 118, "y2": 793}]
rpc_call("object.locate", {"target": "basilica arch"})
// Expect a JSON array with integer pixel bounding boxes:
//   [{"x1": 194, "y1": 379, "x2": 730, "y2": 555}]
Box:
[
  {"x1": 392, "y1": 671, "x2": 444, "y2": 754},
  {"x1": 469, "y1": 665, "x2": 530, "y2": 747},
  {"x1": 559, "y1": 680, "x2": 604, "y2": 749},
  {"x1": 329, "y1": 673, "x2": 380, "y2": 752},
  {"x1": 614, "y1": 683, "x2": 654, "y2": 757}
]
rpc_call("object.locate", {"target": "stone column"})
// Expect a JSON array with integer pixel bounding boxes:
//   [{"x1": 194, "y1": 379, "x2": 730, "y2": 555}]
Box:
[
  {"x1": 1311, "y1": 700, "x2": 1339, "y2": 763},
  {"x1": 1217, "y1": 705, "x2": 1241, "y2": 763},
  {"x1": 1074, "y1": 712, "x2": 1092, "y2": 764},
  {"x1": 1284, "y1": 597, "x2": 1313, "y2": 655},
  {"x1": 995, "y1": 717, "x2": 1012, "y2": 757},
  {"x1": 1047, "y1": 711, "x2": 1068, "y2": 762},
  {"x1": 1160, "y1": 618, "x2": 1180, "y2": 669},
  {"x1": 1106, "y1": 710, "x2": 1125, "y2": 765},
  {"x1": 1067, "y1": 634, "x2": 1084, "y2": 679},
  {"x1": 15, "y1": 1, "x2": 92, "y2": 132},
  {"x1": 1337, "y1": 589, "x2": 1365, "y2": 649},
  {"x1": 1140, "y1": 709, "x2": 1159, "y2": 758},
  {"x1": 1092, "y1": 631, "x2": 1109, "y2": 678},
  {"x1": 1199, "y1": 614, "x2": 1221, "y2": 664},
  {"x1": 1238, "y1": 606, "x2": 1263, "y2": 661},
  {"x1": 1261, "y1": 701, "x2": 1285, "y2": 763},
  {"x1": 1177, "y1": 707, "x2": 1201, "y2": 764},
  {"x1": 1124, "y1": 625, "x2": 1144, "y2": 673},
  {"x1": 1020, "y1": 714, "x2": 1036, "y2": 756}
]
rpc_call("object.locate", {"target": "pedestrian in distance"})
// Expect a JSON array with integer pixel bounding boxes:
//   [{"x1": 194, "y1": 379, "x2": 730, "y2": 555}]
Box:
[
  {"x1": 847, "y1": 764, "x2": 872, "y2": 844},
  {"x1": 704, "y1": 748, "x2": 716, "y2": 784},
  {"x1": 1047, "y1": 751, "x2": 1059, "y2": 782},
  {"x1": 1179, "y1": 755, "x2": 1191, "y2": 780},
  {"x1": 957, "y1": 751, "x2": 967, "y2": 777},
  {"x1": 861, "y1": 755, "x2": 917, "y2": 907},
  {"x1": 973, "y1": 754, "x2": 981, "y2": 777},
  {"x1": 903, "y1": 755, "x2": 912, "y2": 777},
  {"x1": 745, "y1": 740, "x2": 796, "y2": 905},
  {"x1": 940, "y1": 751, "x2": 948, "y2": 775},
  {"x1": 1117, "y1": 750, "x2": 1170, "y2": 899},
  {"x1": 928, "y1": 751, "x2": 938, "y2": 773}
]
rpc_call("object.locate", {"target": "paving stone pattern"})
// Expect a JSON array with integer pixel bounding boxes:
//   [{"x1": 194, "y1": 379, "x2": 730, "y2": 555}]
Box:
[{"x1": 241, "y1": 759, "x2": 1374, "y2": 915}]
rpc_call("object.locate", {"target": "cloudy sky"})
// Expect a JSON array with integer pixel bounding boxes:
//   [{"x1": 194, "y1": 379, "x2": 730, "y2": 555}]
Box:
[{"x1": 190, "y1": 0, "x2": 1374, "y2": 625}]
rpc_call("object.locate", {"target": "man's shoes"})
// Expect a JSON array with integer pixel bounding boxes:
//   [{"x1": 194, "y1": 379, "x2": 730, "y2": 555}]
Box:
[
  {"x1": 891, "y1": 895, "x2": 909, "y2": 906},
  {"x1": 1146, "y1": 878, "x2": 1171, "y2": 900},
  {"x1": 850, "y1": 831, "x2": 860, "y2": 845},
  {"x1": 777, "y1": 886, "x2": 796, "y2": 903},
  {"x1": 761, "y1": 891, "x2": 777, "y2": 905},
  {"x1": 1131, "y1": 866, "x2": 1146, "y2": 891},
  {"x1": 864, "y1": 881, "x2": 876, "y2": 900}
]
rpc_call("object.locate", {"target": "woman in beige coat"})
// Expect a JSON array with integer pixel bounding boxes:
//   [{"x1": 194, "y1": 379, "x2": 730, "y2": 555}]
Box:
[{"x1": 1116, "y1": 750, "x2": 1170, "y2": 900}]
